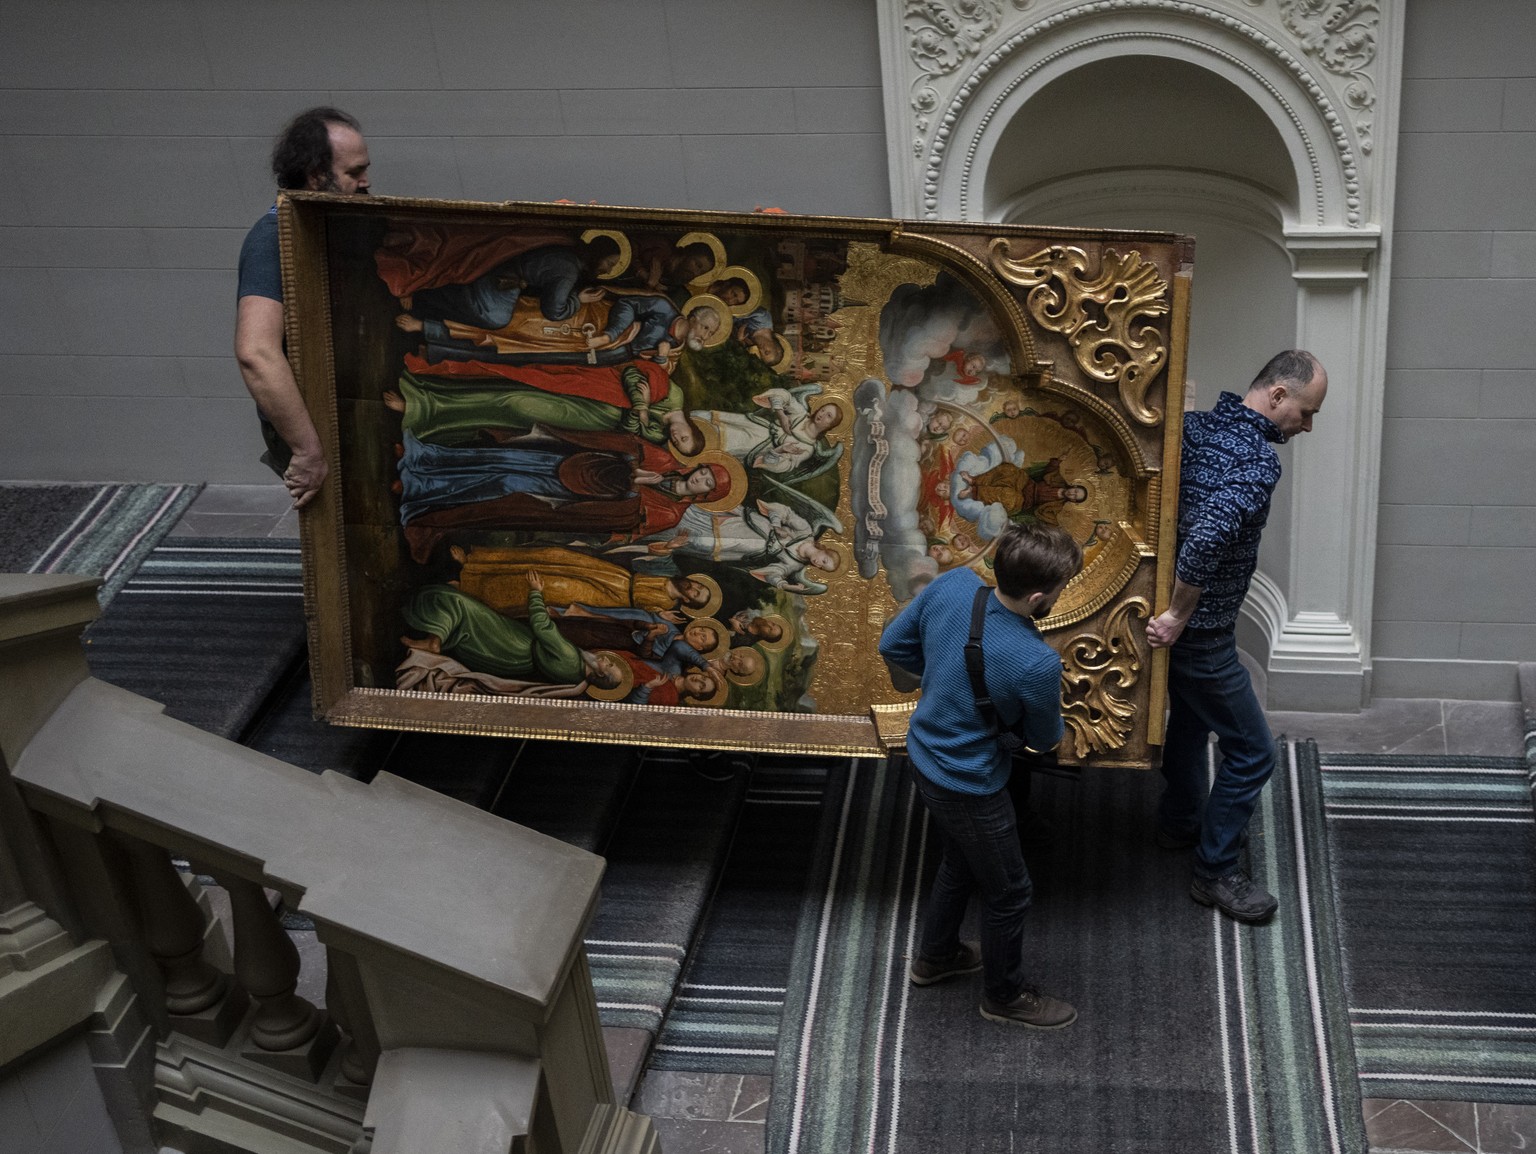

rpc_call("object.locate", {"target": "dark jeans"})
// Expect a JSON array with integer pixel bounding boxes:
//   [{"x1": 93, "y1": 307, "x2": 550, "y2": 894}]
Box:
[
  {"x1": 1158, "y1": 627, "x2": 1275, "y2": 879},
  {"x1": 911, "y1": 764, "x2": 1032, "y2": 1004}
]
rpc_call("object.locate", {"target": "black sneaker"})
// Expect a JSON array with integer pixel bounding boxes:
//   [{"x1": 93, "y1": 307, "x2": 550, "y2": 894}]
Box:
[
  {"x1": 1190, "y1": 869, "x2": 1278, "y2": 923},
  {"x1": 909, "y1": 941, "x2": 982, "y2": 986},
  {"x1": 980, "y1": 986, "x2": 1077, "y2": 1029}
]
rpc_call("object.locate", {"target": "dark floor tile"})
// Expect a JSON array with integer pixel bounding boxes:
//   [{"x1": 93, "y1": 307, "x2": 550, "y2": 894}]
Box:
[
  {"x1": 604, "y1": 1027, "x2": 651, "y2": 1106},
  {"x1": 168, "y1": 511, "x2": 286, "y2": 539},
  {"x1": 637, "y1": 1070, "x2": 745, "y2": 1122},
  {"x1": 0, "y1": 1073, "x2": 44, "y2": 1154},
  {"x1": 1268, "y1": 698, "x2": 1447, "y2": 755},
  {"x1": 650, "y1": 1116, "x2": 764, "y2": 1154},
  {"x1": 188, "y1": 484, "x2": 292, "y2": 517},
  {"x1": 1363, "y1": 1098, "x2": 1476, "y2": 1152},
  {"x1": 1477, "y1": 1101, "x2": 1536, "y2": 1154},
  {"x1": 728, "y1": 1075, "x2": 771, "y2": 1123},
  {"x1": 1442, "y1": 700, "x2": 1523, "y2": 756}
]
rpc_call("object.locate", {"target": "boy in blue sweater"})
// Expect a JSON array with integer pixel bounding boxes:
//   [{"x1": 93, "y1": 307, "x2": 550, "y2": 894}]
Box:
[{"x1": 879, "y1": 523, "x2": 1082, "y2": 1028}]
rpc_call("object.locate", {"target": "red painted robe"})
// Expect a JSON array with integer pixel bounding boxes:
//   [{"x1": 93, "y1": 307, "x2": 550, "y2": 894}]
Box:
[{"x1": 376, "y1": 224, "x2": 576, "y2": 297}]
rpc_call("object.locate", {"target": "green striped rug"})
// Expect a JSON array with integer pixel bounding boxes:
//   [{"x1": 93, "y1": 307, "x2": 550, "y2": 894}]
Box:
[
  {"x1": 1, "y1": 482, "x2": 202, "y2": 604},
  {"x1": 768, "y1": 745, "x2": 1366, "y2": 1154},
  {"x1": 1307, "y1": 743, "x2": 1536, "y2": 1104}
]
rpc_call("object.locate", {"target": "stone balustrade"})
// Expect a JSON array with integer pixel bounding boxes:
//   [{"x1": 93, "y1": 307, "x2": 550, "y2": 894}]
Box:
[{"x1": 0, "y1": 574, "x2": 659, "y2": 1154}]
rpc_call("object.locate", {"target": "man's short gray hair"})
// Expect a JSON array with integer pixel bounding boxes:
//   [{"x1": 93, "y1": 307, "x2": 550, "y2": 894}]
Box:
[{"x1": 1250, "y1": 350, "x2": 1320, "y2": 395}]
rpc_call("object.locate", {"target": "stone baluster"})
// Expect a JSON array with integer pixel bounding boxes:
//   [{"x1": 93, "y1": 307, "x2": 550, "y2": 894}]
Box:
[
  {"x1": 219, "y1": 874, "x2": 322, "y2": 1051},
  {"x1": 118, "y1": 835, "x2": 226, "y2": 1016},
  {"x1": 326, "y1": 946, "x2": 380, "y2": 1091}
]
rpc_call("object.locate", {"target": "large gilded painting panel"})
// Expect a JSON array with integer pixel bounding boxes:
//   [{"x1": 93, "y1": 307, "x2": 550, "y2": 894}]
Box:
[{"x1": 283, "y1": 195, "x2": 1190, "y2": 766}]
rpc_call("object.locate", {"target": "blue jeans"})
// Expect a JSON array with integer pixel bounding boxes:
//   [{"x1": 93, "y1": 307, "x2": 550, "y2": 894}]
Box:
[
  {"x1": 1158, "y1": 627, "x2": 1275, "y2": 879},
  {"x1": 911, "y1": 764, "x2": 1032, "y2": 1004}
]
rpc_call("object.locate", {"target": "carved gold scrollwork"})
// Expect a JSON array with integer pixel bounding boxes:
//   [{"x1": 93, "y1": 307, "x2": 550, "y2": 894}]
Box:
[
  {"x1": 988, "y1": 242, "x2": 1169, "y2": 425},
  {"x1": 1059, "y1": 597, "x2": 1150, "y2": 758}
]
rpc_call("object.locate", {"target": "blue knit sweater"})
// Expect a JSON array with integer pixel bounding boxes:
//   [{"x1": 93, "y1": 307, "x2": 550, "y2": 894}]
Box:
[
  {"x1": 1175, "y1": 391, "x2": 1284, "y2": 630},
  {"x1": 878, "y1": 568, "x2": 1064, "y2": 795}
]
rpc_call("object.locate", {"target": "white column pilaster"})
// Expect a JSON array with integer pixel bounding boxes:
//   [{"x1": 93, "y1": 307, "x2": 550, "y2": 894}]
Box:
[{"x1": 1253, "y1": 229, "x2": 1384, "y2": 710}]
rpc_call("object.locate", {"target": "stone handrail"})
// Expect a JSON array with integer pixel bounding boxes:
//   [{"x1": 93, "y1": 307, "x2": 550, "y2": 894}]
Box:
[{"x1": 0, "y1": 574, "x2": 658, "y2": 1154}]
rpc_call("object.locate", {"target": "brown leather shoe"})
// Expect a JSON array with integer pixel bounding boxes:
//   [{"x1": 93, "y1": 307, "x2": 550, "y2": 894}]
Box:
[
  {"x1": 980, "y1": 986, "x2": 1077, "y2": 1029},
  {"x1": 908, "y1": 941, "x2": 982, "y2": 986}
]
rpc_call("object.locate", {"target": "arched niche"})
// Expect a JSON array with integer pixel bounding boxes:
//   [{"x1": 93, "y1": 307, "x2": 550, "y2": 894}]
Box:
[
  {"x1": 878, "y1": 2, "x2": 1406, "y2": 710},
  {"x1": 989, "y1": 58, "x2": 1302, "y2": 614}
]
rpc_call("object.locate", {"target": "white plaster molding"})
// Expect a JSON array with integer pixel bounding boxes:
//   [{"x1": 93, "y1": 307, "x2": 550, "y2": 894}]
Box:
[
  {"x1": 879, "y1": 0, "x2": 1405, "y2": 711},
  {"x1": 1244, "y1": 571, "x2": 1365, "y2": 671},
  {"x1": 997, "y1": 168, "x2": 1291, "y2": 256},
  {"x1": 881, "y1": 0, "x2": 1381, "y2": 228}
]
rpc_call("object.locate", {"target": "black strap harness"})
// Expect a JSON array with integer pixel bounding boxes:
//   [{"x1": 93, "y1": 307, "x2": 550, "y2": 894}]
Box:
[{"x1": 963, "y1": 585, "x2": 1027, "y2": 752}]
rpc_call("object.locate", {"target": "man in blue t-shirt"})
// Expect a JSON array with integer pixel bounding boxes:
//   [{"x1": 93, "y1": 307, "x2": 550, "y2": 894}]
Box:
[
  {"x1": 235, "y1": 107, "x2": 371, "y2": 509},
  {"x1": 1146, "y1": 350, "x2": 1328, "y2": 924},
  {"x1": 879, "y1": 523, "x2": 1082, "y2": 1029}
]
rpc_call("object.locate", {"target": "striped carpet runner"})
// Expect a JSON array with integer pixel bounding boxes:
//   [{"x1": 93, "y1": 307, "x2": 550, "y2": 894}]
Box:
[
  {"x1": 768, "y1": 746, "x2": 1367, "y2": 1154},
  {"x1": 1305, "y1": 744, "x2": 1536, "y2": 1104},
  {"x1": 649, "y1": 756, "x2": 832, "y2": 1073},
  {"x1": 83, "y1": 538, "x2": 307, "y2": 740},
  {"x1": 2, "y1": 482, "x2": 201, "y2": 603}
]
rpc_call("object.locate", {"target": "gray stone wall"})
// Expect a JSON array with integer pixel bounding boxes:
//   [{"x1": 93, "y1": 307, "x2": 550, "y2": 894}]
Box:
[
  {"x1": 1373, "y1": 0, "x2": 1536, "y2": 695},
  {"x1": 0, "y1": 0, "x2": 888, "y2": 483}
]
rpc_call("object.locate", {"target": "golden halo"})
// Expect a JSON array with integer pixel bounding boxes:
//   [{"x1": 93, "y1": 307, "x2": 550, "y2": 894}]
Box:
[
  {"x1": 684, "y1": 617, "x2": 729, "y2": 657},
  {"x1": 724, "y1": 646, "x2": 767, "y2": 687},
  {"x1": 681, "y1": 574, "x2": 723, "y2": 619},
  {"x1": 687, "y1": 669, "x2": 731, "y2": 708},
  {"x1": 748, "y1": 332, "x2": 795, "y2": 371},
  {"x1": 676, "y1": 414, "x2": 722, "y2": 459},
  {"x1": 752, "y1": 613, "x2": 794, "y2": 652},
  {"x1": 669, "y1": 412, "x2": 718, "y2": 463},
  {"x1": 585, "y1": 651, "x2": 634, "y2": 701},
  {"x1": 692, "y1": 449, "x2": 749, "y2": 513},
  {"x1": 716, "y1": 264, "x2": 763, "y2": 317},
  {"x1": 809, "y1": 394, "x2": 852, "y2": 439},
  {"x1": 680, "y1": 294, "x2": 733, "y2": 349},
  {"x1": 678, "y1": 231, "x2": 728, "y2": 285},
  {"x1": 809, "y1": 536, "x2": 848, "y2": 577},
  {"x1": 580, "y1": 228, "x2": 632, "y2": 280}
]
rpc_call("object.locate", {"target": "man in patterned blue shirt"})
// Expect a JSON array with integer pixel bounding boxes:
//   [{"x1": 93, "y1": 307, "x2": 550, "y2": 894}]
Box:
[{"x1": 1146, "y1": 350, "x2": 1328, "y2": 923}]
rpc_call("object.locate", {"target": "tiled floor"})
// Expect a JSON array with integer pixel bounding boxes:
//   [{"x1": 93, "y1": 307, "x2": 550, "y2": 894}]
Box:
[
  {"x1": 170, "y1": 483, "x2": 300, "y2": 540},
  {"x1": 182, "y1": 485, "x2": 1536, "y2": 1154},
  {"x1": 1362, "y1": 1098, "x2": 1536, "y2": 1154}
]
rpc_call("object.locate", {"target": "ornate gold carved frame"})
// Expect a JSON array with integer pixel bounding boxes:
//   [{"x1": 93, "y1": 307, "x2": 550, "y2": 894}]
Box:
[{"x1": 282, "y1": 193, "x2": 1190, "y2": 765}]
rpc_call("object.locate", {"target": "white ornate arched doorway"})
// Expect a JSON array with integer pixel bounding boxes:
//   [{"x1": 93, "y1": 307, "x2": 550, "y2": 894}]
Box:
[{"x1": 878, "y1": 1, "x2": 1405, "y2": 711}]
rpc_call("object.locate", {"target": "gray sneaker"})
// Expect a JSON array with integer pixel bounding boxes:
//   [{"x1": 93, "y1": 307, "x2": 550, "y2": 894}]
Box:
[
  {"x1": 980, "y1": 986, "x2": 1077, "y2": 1029},
  {"x1": 1191, "y1": 869, "x2": 1278, "y2": 923},
  {"x1": 909, "y1": 941, "x2": 983, "y2": 986}
]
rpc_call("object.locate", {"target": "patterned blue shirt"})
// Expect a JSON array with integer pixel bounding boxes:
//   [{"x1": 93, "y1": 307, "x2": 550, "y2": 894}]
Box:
[{"x1": 1175, "y1": 391, "x2": 1283, "y2": 630}]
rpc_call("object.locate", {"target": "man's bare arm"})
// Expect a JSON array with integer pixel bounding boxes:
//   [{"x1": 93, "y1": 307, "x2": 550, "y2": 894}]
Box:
[
  {"x1": 235, "y1": 295, "x2": 327, "y2": 509},
  {"x1": 1146, "y1": 577, "x2": 1202, "y2": 649}
]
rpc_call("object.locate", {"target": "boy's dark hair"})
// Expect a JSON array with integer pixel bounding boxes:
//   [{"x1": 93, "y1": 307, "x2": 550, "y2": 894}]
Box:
[
  {"x1": 271, "y1": 107, "x2": 362, "y2": 190},
  {"x1": 992, "y1": 523, "x2": 1083, "y2": 599}
]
